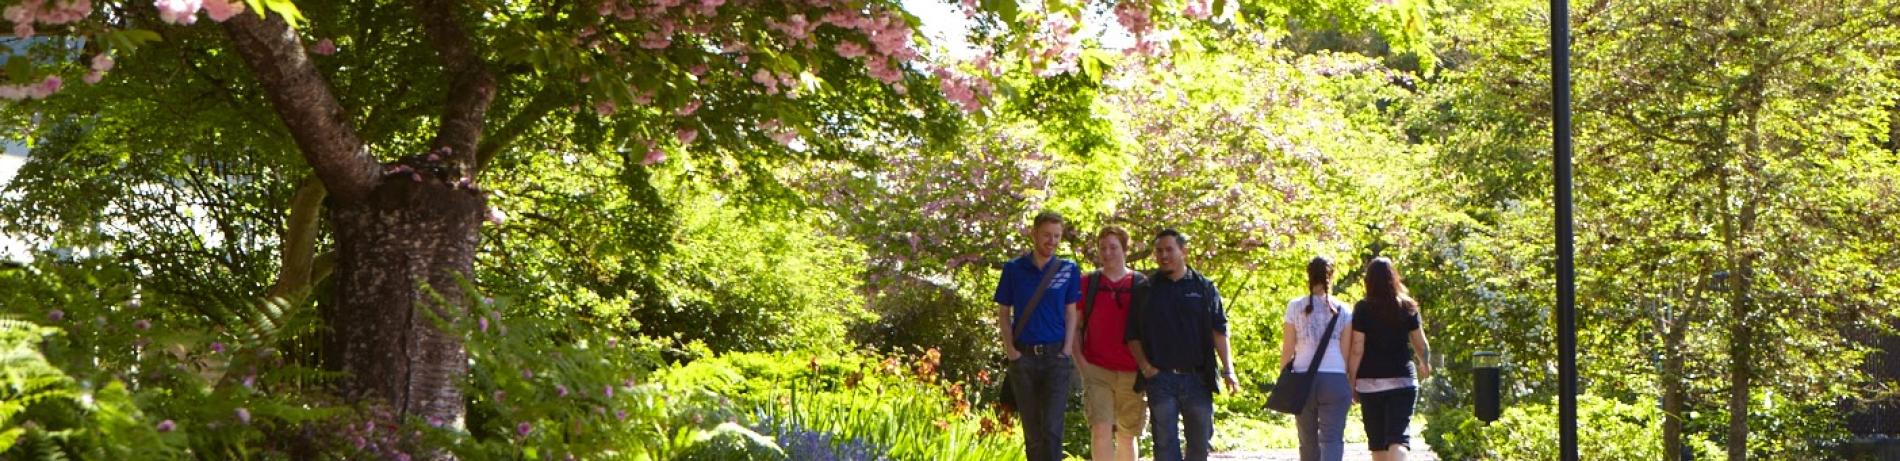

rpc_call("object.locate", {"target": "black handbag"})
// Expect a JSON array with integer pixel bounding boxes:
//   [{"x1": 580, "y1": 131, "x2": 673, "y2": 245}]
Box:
[{"x1": 1265, "y1": 299, "x2": 1339, "y2": 414}]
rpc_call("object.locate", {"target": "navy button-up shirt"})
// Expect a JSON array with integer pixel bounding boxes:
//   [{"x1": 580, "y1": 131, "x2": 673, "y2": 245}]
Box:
[{"x1": 1125, "y1": 268, "x2": 1227, "y2": 370}]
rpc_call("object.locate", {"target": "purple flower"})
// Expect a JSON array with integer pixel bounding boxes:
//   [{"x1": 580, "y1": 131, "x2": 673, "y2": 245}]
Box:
[
  {"x1": 133, "y1": 319, "x2": 151, "y2": 330},
  {"x1": 615, "y1": 409, "x2": 628, "y2": 421},
  {"x1": 242, "y1": 374, "x2": 256, "y2": 389},
  {"x1": 478, "y1": 317, "x2": 489, "y2": 333},
  {"x1": 516, "y1": 421, "x2": 533, "y2": 437},
  {"x1": 235, "y1": 408, "x2": 251, "y2": 424},
  {"x1": 556, "y1": 384, "x2": 570, "y2": 397},
  {"x1": 210, "y1": 342, "x2": 225, "y2": 353},
  {"x1": 522, "y1": 368, "x2": 534, "y2": 379},
  {"x1": 603, "y1": 385, "x2": 614, "y2": 398},
  {"x1": 156, "y1": 420, "x2": 176, "y2": 432},
  {"x1": 47, "y1": 310, "x2": 63, "y2": 322}
]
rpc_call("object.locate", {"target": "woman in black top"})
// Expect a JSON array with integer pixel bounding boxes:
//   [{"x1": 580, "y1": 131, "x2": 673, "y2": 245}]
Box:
[{"x1": 1346, "y1": 257, "x2": 1432, "y2": 461}]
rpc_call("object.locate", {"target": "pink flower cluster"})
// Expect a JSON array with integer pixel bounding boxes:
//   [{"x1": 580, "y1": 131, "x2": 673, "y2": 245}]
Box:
[
  {"x1": 1113, "y1": 1, "x2": 1153, "y2": 37},
  {"x1": 760, "y1": 119, "x2": 799, "y2": 146},
  {"x1": 935, "y1": 66, "x2": 991, "y2": 113},
  {"x1": 311, "y1": 38, "x2": 337, "y2": 56},
  {"x1": 82, "y1": 53, "x2": 113, "y2": 84},
  {"x1": 5, "y1": 0, "x2": 91, "y2": 38},
  {"x1": 765, "y1": 13, "x2": 817, "y2": 42},
  {"x1": 751, "y1": 69, "x2": 799, "y2": 95},
  {"x1": 819, "y1": 8, "x2": 918, "y2": 85},
  {"x1": 1033, "y1": 14, "x2": 1082, "y2": 76},
  {"x1": 1181, "y1": 0, "x2": 1212, "y2": 20},
  {"x1": 0, "y1": 75, "x2": 63, "y2": 100},
  {"x1": 154, "y1": 0, "x2": 246, "y2": 25}
]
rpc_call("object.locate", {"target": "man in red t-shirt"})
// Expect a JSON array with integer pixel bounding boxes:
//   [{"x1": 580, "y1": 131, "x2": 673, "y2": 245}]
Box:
[{"x1": 1070, "y1": 226, "x2": 1148, "y2": 461}]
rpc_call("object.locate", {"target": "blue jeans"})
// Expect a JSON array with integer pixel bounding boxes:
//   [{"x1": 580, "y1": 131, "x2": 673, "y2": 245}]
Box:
[
  {"x1": 1296, "y1": 373, "x2": 1351, "y2": 461},
  {"x1": 1009, "y1": 350, "x2": 1074, "y2": 461},
  {"x1": 1147, "y1": 371, "x2": 1213, "y2": 461}
]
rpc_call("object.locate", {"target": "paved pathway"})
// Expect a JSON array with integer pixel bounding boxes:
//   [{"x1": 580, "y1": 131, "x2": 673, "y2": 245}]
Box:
[{"x1": 1209, "y1": 447, "x2": 1439, "y2": 460}]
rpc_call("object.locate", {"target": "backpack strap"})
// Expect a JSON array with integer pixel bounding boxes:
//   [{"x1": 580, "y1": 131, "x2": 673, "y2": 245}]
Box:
[{"x1": 1078, "y1": 271, "x2": 1103, "y2": 348}]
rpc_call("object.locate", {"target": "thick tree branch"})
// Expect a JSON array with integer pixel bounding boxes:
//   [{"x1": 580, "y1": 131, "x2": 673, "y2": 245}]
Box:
[
  {"x1": 221, "y1": 11, "x2": 382, "y2": 203},
  {"x1": 268, "y1": 176, "x2": 327, "y2": 303},
  {"x1": 476, "y1": 88, "x2": 562, "y2": 171},
  {"x1": 414, "y1": 0, "x2": 497, "y2": 167}
]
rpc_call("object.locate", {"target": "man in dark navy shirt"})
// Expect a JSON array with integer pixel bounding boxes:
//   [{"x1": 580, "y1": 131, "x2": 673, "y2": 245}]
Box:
[
  {"x1": 993, "y1": 211, "x2": 1083, "y2": 461},
  {"x1": 1125, "y1": 229, "x2": 1239, "y2": 461}
]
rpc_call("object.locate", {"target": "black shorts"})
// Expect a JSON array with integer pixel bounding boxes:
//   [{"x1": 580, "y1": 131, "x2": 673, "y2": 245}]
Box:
[{"x1": 1360, "y1": 386, "x2": 1417, "y2": 451}]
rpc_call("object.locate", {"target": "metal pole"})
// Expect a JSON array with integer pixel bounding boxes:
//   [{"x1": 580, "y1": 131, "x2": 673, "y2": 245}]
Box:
[{"x1": 1551, "y1": 0, "x2": 1579, "y2": 460}]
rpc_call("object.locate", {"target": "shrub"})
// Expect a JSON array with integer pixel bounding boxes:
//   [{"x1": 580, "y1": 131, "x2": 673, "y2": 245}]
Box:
[{"x1": 1424, "y1": 395, "x2": 1723, "y2": 460}]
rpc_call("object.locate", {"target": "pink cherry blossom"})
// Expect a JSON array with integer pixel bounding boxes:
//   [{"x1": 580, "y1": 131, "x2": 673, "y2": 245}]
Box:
[
  {"x1": 312, "y1": 39, "x2": 337, "y2": 56},
  {"x1": 1181, "y1": 0, "x2": 1211, "y2": 20},
  {"x1": 594, "y1": 100, "x2": 617, "y2": 116},
  {"x1": 91, "y1": 54, "x2": 114, "y2": 72},
  {"x1": 642, "y1": 147, "x2": 667, "y2": 166},
  {"x1": 676, "y1": 99, "x2": 701, "y2": 116},
  {"x1": 155, "y1": 0, "x2": 202, "y2": 24},
  {"x1": 13, "y1": 23, "x2": 32, "y2": 39},
  {"x1": 834, "y1": 41, "x2": 868, "y2": 59},
  {"x1": 202, "y1": 0, "x2": 242, "y2": 21},
  {"x1": 676, "y1": 128, "x2": 698, "y2": 144},
  {"x1": 638, "y1": 31, "x2": 671, "y2": 49}
]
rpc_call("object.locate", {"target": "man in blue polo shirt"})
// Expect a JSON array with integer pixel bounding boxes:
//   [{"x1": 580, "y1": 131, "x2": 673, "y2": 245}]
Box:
[
  {"x1": 994, "y1": 211, "x2": 1083, "y2": 461},
  {"x1": 1126, "y1": 228, "x2": 1240, "y2": 461}
]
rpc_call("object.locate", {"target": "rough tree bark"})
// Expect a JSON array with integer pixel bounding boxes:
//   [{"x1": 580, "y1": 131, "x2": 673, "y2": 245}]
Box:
[{"x1": 221, "y1": 1, "x2": 498, "y2": 432}]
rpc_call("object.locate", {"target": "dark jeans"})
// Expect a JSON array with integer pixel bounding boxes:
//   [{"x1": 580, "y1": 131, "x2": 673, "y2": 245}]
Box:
[
  {"x1": 1147, "y1": 370, "x2": 1214, "y2": 461},
  {"x1": 1360, "y1": 386, "x2": 1418, "y2": 451},
  {"x1": 1009, "y1": 349, "x2": 1074, "y2": 461}
]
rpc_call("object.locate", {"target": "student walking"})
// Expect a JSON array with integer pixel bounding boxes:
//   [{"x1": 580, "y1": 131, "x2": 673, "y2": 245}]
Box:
[
  {"x1": 1074, "y1": 226, "x2": 1148, "y2": 461},
  {"x1": 1279, "y1": 256, "x2": 1354, "y2": 461},
  {"x1": 1125, "y1": 229, "x2": 1239, "y2": 461},
  {"x1": 1347, "y1": 257, "x2": 1433, "y2": 461},
  {"x1": 993, "y1": 211, "x2": 1083, "y2": 461}
]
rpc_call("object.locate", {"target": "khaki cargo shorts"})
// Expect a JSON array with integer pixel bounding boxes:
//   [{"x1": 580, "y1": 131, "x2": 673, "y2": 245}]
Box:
[{"x1": 1079, "y1": 358, "x2": 1147, "y2": 435}]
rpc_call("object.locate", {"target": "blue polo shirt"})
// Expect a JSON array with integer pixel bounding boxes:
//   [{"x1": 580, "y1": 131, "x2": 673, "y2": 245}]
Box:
[{"x1": 993, "y1": 253, "x2": 1082, "y2": 346}]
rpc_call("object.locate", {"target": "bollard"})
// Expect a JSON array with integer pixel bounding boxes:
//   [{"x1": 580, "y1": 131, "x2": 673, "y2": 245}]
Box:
[{"x1": 1474, "y1": 351, "x2": 1502, "y2": 423}]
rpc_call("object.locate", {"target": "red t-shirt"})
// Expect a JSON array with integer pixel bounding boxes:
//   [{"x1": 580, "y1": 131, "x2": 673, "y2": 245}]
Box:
[{"x1": 1080, "y1": 273, "x2": 1139, "y2": 371}]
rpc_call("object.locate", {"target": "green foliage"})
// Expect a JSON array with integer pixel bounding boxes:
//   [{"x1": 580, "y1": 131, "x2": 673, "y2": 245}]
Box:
[
  {"x1": 1424, "y1": 395, "x2": 1724, "y2": 461},
  {"x1": 662, "y1": 350, "x2": 1020, "y2": 461},
  {"x1": 673, "y1": 423, "x2": 788, "y2": 461}
]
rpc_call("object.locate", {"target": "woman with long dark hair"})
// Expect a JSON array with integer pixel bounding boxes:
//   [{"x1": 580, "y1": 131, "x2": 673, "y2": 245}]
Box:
[
  {"x1": 1278, "y1": 256, "x2": 1353, "y2": 460},
  {"x1": 1347, "y1": 257, "x2": 1432, "y2": 461}
]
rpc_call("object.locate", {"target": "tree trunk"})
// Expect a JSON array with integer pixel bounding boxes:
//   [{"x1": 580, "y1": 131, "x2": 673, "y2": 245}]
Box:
[
  {"x1": 1725, "y1": 260, "x2": 1753, "y2": 461},
  {"x1": 1662, "y1": 312, "x2": 1688, "y2": 460},
  {"x1": 326, "y1": 178, "x2": 485, "y2": 424}
]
